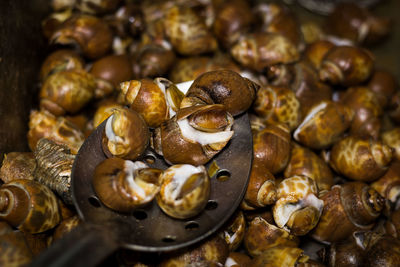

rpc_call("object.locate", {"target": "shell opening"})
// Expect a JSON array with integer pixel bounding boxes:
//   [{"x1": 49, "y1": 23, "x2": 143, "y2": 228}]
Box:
[
  {"x1": 293, "y1": 101, "x2": 328, "y2": 140},
  {"x1": 388, "y1": 186, "x2": 400, "y2": 203},
  {"x1": 177, "y1": 118, "x2": 234, "y2": 145},
  {"x1": 176, "y1": 80, "x2": 194, "y2": 95},
  {"x1": 105, "y1": 114, "x2": 123, "y2": 144},
  {"x1": 123, "y1": 161, "x2": 152, "y2": 201},
  {"x1": 165, "y1": 165, "x2": 205, "y2": 201}
]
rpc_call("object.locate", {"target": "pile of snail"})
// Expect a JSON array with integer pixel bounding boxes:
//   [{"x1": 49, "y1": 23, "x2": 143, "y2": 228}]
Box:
[{"x1": 1, "y1": 0, "x2": 400, "y2": 266}]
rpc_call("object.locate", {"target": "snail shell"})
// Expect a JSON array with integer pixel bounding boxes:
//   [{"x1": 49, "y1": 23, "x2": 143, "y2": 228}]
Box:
[
  {"x1": 34, "y1": 138, "x2": 75, "y2": 205},
  {"x1": 363, "y1": 234, "x2": 400, "y2": 267},
  {"x1": 251, "y1": 245, "x2": 307, "y2": 267},
  {"x1": 0, "y1": 152, "x2": 36, "y2": 183},
  {"x1": 221, "y1": 211, "x2": 246, "y2": 251},
  {"x1": 0, "y1": 222, "x2": 33, "y2": 266},
  {"x1": 252, "y1": 123, "x2": 291, "y2": 174},
  {"x1": 93, "y1": 99, "x2": 123, "y2": 128},
  {"x1": 27, "y1": 109, "x2": 85, "y2": 154},
  {"x1": 119, "y1": 78, "x2": 184, "y2": 128},
  {"x1": 273, "y1": 176, "x2": 324, "y2": 236},
  {"x1": 303, "y1": 40, "x2": 335, "y2": 70},
  {"x1": 51, "y1": 14, "x2": 113, "y2": 59},
  {"x1": 371, "y1": 161, "x2": 400, "y2": 204},
  {"x1": 329, "y1": 136, "x2": 393, "y2": 182},
  {"x1": 93, "y1": 158, "x2": 162, "y2": 212},
  {"x1": 252, "y1": 84, "x2": 301, "y2": 131},
  {"x1": 225, "y1": 252, "x2": 252, "y2": 267},
  {"x1": 293, "y1": 100, "x2": 354, "y2": 150},
  {"x1": 382, "y1": 127, "x2": 400, "y2": 162},
  {"x1": 230, "y1": 32, "x2": 300, "y2": 72},
  {"x1": 163, "y1": 6, "x2": 217, "y2": 55},
  {"x1": 367, "y1": 69, "x2": 398, "y2": 108},
  {"x1": 244, "y1": 217, "x2": 299, "y2": 257},
  {"x1": 40, "y1": 69, "x2": 97, "y2": 116},
  {"x1": 319, "y1": 46, "x2": 374, "y2": 86},
  {"x1": 0, "y1": 179, "x2": 61, "y2": 234},
  {"x1": 52, "y1": 215, "x2": 81, "y2": 242},
  {"x1": 102, "y1": 107, "x2": 150, "y2": 160},
  {"x1": 156, "y1": 164, "x2": 210, "y2": 219},
  {"x1": 311, "y1": 182, "x2": 385, "y2": 243},
  {"x1": 154, "y1": 104, "x2": 234, "y2": 165},
  {"x1": 181, "y1": 70, "x2": 259, "y2": 116},
  {"x1": 284, "y1": 143, "x2": 334, "y2": 192}
]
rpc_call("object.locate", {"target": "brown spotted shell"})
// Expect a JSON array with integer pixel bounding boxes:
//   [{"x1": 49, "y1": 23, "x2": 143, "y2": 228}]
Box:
[
  {"x1": 311, "y1": 182, "x2": 385, "y2": 243},
  {"x1": 252, "y1": 123, "x2": 291, "y2": 174},
  {"x1": 222, "y1": 211, "x2": 246, "y2": 251},
  {"x1": 251, "y1": 245, "x2": 307, "y2": 267},
  {"x1": 40, "y1": 69, "x2": 97, "y2": 116},
  {"x1": 252, "y1": 84, "x2": 301, "y2": 131},
  {"x1": 329, "y1": 136, "x2": 393, "y2": 182},
  {"x1": 181, "y1": 70, "x2": 259, "y2": 116},
  {"x1": 52, "y1": 215, "x2": 81, "y2": 242},
  {"x1": 371, "y1": 161, "x2": 400, "y2": 204},
  {"x1": 0, "y1": 152, "x2": 36, "y2": 183},
  {"x1": 0, "y1": 223, "x2": 33, "y2": 266},
  {"x1": 244, "y1": 217, "x2": 299, "y2": 257},
  {"x1": 51, "y1": 14, "x2": 113, "y2": 59},
  {"x1": 382, "y1": 127, "x2": 400, "y2": 161},
  {"x1": 230, "y1": 32, "x2": 299, "y2": 72},
  {"x1": 156, "y1": 164, "x2": 210, "y2": 219},
  {"x1": 284, "y1": 143, "x2": 334, "y2": 192},
  {"x1": 163, "y1": 6, "x2": 217, "y2": 55},
  {"x1": 319, "y1": 46, "x2": 374, "y2": 86},
  {"x1": 93, "y1": 99, "x2": 123, "y2": 128},
  {"x1": 0, "y1": 179, "x2": 61, "y2": 234},
  {"x1": 293, "y1": 100, "x2": 354, "y2": 150}
]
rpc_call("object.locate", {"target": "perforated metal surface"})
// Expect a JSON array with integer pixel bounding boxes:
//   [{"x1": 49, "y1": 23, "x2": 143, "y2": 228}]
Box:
[{"x1": 71, "y1": 112, "x2": 252, "y2": 252}]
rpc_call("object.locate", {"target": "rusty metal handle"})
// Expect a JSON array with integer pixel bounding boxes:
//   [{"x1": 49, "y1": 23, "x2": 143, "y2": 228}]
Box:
[{"x1": 30, "y1": 223, "x2": 119, "y2": 267}]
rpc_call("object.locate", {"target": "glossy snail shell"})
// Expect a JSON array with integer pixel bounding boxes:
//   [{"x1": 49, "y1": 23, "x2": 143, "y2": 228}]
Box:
[
  {"x1": 371, "y1": 161, "x2": 400, "y2": 204},
  {"x1": 382, "y1": 127, "x2": 400, "y2": 161},
  {"x1": 0, "y1": 152, "x2": 36, "y2": 183},
  {"x1": 221, "y1": 211, "x2": 246, "y2": 251},
  {"x1": 0, "y1": 179, "x2": 61, "y2": 234},
  {"x1": 303, "y1": 40, "x2": 335, "y2": 70},
  {"x1": 329, "y1": 136, "x2": 393, "y2": 182},
  {"x1": 181, "y1": 70, "x2": 258, "y2": 116},
  {"x1": 230, "y1": 32, "x2": 299, "y2": 72},
  {"x1": 311, "y1": 182, "x2": 385, "y2": 243},
  {"x1": 92, "y1": 99, "x2": 123, "y2": 128},
  {"x1": 156, "y1": 164, "x2": 210, "y2": 219},
  {"x1": 154, "y1": 104, "x2": 234, "y2": 165},
  {"x1": 251, "y1": 245, "x2": 307, "y2": 267},
  {"x1": 225, "y1": 252, "x2": 252, "y2": 267},
  {"x1": 244, "y1": 217, "x2": 299, "y2": 257},
  {"x1": 284, "y1": 143, "x2": 334, "y2": 192},
  {"x1": 102, "y1": 107, "x2": 150, "y2": 160},
  {"x1": 93, "y1": 158, "x2": 162, "y2": 212},
  {"x1": 273, "y1": 176, "x2": 323, "y2": 236},
  {"x1": 293, "y1": 100, "x2": 354, "y2": 150},
  {"x1": 40, "y1": 69, "x2": 97, "y2": 116},
  {"x1": 367, "y1": 69, "x2": 398, "y2": 108}
]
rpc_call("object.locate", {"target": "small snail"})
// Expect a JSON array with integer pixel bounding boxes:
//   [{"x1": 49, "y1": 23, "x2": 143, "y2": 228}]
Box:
[
  {"x1": 52, "y1": 215, "x2": 81, "y2": 242},
  {"x1": 180, "y1": 70, "x2": 259, "y2": 116},
  {"x1": 92, "y1": 99, "x2": 123, "y2": 128},
  {"x1": 119, "y1": 77, "x2": 184, "y2": 128},
  {"x1": 329, "y1": 136, "x2": 392, "y2": 182},
  {"x1": 0, "y1": 152, "x2": 36, "y2": 183},
  {"x1": 273, "y1": 175, "x2": 324, "y2": 236},
  {"x1": 367, "y1": 69, "x2": 398, "y2": 108},
  {"x1": 40, "y1": 69, "x2": 97, "y2": 116},
  {"x1": 244, "y1": 216, "x2": 299, "y2": 257},
  {"x1": 371, "y1": 161, "x2": 400, "y2": 205},
  {"x1": 93, "y1": 158, "x2": 162, "y2": 212},
  {"x1": 153, "y1": 104, "x2": 234, "y2": 165},
  {"x1": 252, "y1": 123, "x2": 291, "y2": 175},
  {"x1": 51, "y1": 14, "x2": 113, "y2": 59},
  {"x1": 224, "y1": 252, "x2": 252, "y2": 267},
  {"x1": 293, "y1": 100, "x2": 354, "y2": 150},
  {"x1": 252, "y1": 84, "x2": 301, "y2": 131},
  {"x1": 27, "y1": 109, "x2": 85, "y2": 154},
  {"x1": 156, "y1": 164, "x2": 210, "y2": 219},
  {"x1": 251, "y1": 245, "x2": 309, "y2": 267},
  {"x1": 0, "y1": 179, "x2": 61, "y2": 234},
  {"x1": 230, "y1": 32, "x2": 299, "y2": 72},
  {"x1": 381, "y1": 127, "x2": 400, "y2": 161},
  {"x1": 312, "y1": 182, "x2": 385, "y2": 243},
  {"x1": 102, "y1": 107, "x2": 150, "y2": 160},
  {"x1": 319, "y1": 46, "x2": 374, "y2": 86},
  {"x1": 284, "y1": 143, "x2": 334, "y2": 192},
  {"x1": 303, "y1": 40, "x2": 335, "y2": 70},
  {"x1": 221, "y1": 211, "x2": 246, "y2": 251},
  {"x1": 0, "y1": 222, "x2": 33, "y2": 266},
  {"x1": 105, "y1": 3, "x2": 144, "y2": 37}
]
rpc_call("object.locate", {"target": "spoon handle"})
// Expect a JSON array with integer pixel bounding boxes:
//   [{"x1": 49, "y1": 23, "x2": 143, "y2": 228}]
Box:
[{"x1": 30, "y1": 223, "x2": 118, "y2": 267}]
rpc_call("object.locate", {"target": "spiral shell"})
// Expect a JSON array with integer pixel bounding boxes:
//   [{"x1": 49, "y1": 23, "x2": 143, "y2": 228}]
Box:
[
  {"x1": 253, "y1": 84, "x2": 301, "y2": 131},
  {"x1": 273, "y1": 176, "x2": 324, "y2": 236},
  {"x1": 284, "y1": 143, "x2": 334, "y2": 192},
  {"x1": 157, "y1": 164, "x2": 210, "y2": 219},
  {"x1": 93, "y1": 158, "x2": 162, "y2": 212},
  {"x1": 102, "y1": 107, "x2": 150, "y2": 160},
  {"x1": 40, "y1": 69, "x2": 97, "y2": 116},
  {"x1": 329, "y1": 136, "x2": 392, "y2": 182},
  {"x1": 154, "y1": 104, "x2": 234, "y2": 165},
  {"x1": 230, "y1": 32, "x2": 299, "y2": 72},
  {"x1": 311, "y1": 182, "x2": 385, "y2": 243},
  {"x1": 293, "y1": 100, "x2": 354, "y2": 150},
  {"x1": 181, "y1": 70, "x2": 258, "y2": 116},
  {"x1": 0, "y1": 152, "x2": 36, "y2": 184},
  {"x1": 0, "y1": 179, "x2": 61, "y2": 234},
  {"x1": 222, "y1": 211, "x2": 246, "y2": 251}
]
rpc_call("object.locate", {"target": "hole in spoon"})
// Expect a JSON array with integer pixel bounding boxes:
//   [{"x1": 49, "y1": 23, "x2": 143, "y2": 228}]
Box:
[
  {"x1": 162, "y1": 236, "x2": 176, "y2": 243},
  {"x1": 185, "y1": 221, "x2": 199, "y2": 230},
  {"x1": 88, "y1": 196, "x2": 101, "y2": 208},
  {"x1": 205, "y1": 200, "x2": 218, "y2": 210},
  {"x1": 132, "y1": 210, "x2": 147, "y2": 220},
  {"x1": 216, "y1": 169, "x2": 231, "y2": 181},
  {"x1": 143, "y1": 153, "x2": 156, "y2": 164}
]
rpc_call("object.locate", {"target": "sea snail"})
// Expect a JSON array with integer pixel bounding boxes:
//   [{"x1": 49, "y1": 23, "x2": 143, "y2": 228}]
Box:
[
  {"x1": 93, "y1": 158, "x2": 162, "y2": 212},
  {"x1": 156, "y1": 164, "x2": 210, "y2": 219}
]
